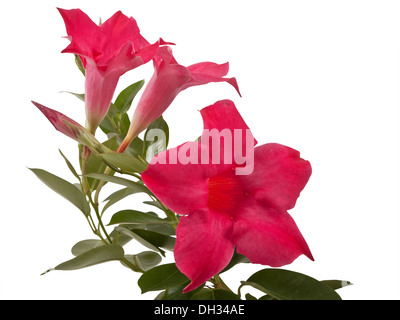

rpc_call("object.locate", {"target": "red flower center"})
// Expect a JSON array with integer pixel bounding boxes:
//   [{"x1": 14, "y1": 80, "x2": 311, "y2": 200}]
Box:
[{"x1": 207, "y1": 171, "x2": 243, "y2": 214}]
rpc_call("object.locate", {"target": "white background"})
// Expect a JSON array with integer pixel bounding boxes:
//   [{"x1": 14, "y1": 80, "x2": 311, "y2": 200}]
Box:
[{"x1": 0, "y1": 0, "x2": 399, "y2": 300}]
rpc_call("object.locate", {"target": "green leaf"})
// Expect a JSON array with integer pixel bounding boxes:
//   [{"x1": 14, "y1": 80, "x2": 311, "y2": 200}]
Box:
[
  {"x1": 114, "y1": 80, "x2": 145, "y2": 114},
  {"x1": 114, "y1": 226, "x2": 165, "y2": 255},
  {"x1": 138, "y1": 263, "x2": 189, "y2": 293},
  {"x1": 123, "y1": 251, "x2": 162, "y2": 272},
  {"x1": 109, "y1": 229, "x2": 133, "y2": 247},
  {"x1": 258, "y1": 294, "x2": 276, "y2": 300},
  {"x1": 84, "y1": 173, "x2": 151, "y2": 195},
  {"x1": 156, "y1": 284, "x2": 205, "y2": 300},
  {"x1": 107, "y1": 210, "x2": 166, "y2": 226},
  {"x1": 71, "y1": 239, "x2": 104, "y2": 256},
  {"x1": 51, "y1": 245, "x2": 124, "y2": 272},
  {"x1": 245, "y1": 293, "x2": 257, "y2": 300},
  {"x1": 241, "y1": 269, "x2": 342, "y2": 300},
  {"x1": 221, "y1": 250, "x2": 249, "y2": 274},
  {"x1": 61, "y1": 91, "x2": 85, "y2": 102},
  {"x1": 75, "y1": 54, "x2": 85, "y2": 76},
  {"x1": 145, "y1": 223, "x2": 176, "y2": 236},
  {"x1": 190, "y1": 289, "x2": 240, "y2": 300},
  {"x1": 143, "y1": 200, "x2": 165, "y2": 211},
  {"x1": 101, "y1": 188, "x2": 138, "y2": 214},
  {"x1": 100, "y1": 152, "x2": 147, "y2": 174},
  {"x1": 59, "y1": 149, "x2": 80, "y2": 181},
  {"x1": 322, "y1": 280, "x2": 353, "y2": 290},
  {"x1": 130, "y1": 228, "x2": 175, "y2": 251},
  {"x1": 143, "y1": 116, "x2": 169, "y2": 163},
  {"x1": 85, "y1": 136, "x2": 119, "y2": 191},
  {"x1": 29, "y1": 168, "x2": 90, "y2": 216}
]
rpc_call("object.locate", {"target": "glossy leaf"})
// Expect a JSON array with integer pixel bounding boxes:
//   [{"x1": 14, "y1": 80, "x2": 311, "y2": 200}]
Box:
[
  {"x1": 322, "y1": 280, "x2": 353, "y2": 290},
  {"x1": 138, "y1": 263, "x2": 189, "y2": 293},
  {"x1": 156, "y1": 283, "x2": 204, "y2": 300},
  {"x1": 145, "y1": 223, "x2": 176, "y2": 236},
  {"x1": 29, "y1": 168, "x2": 90, "y2": 216},
  {"x1": 114, "y1": 80, "x2": 145, "y2": 114},
  {"x1": 143, "y1": 116, "x2": 169, "y2": 163},
  {"x1": 54, "y1": 245, "x2": 124, "y2": 271},
  {"x1": 108, "y1": 210, "x2": 166, "y2": 225},
  {"x1": 221, "y1": 250, "x2": 249, "y2": 274},
  {"x1": 130, "y1": 228, "x2": 175, "y2": 251},
  {"x1": 241, "y1": 268, "x2": 342, "y2": 300},
  {"x1": 245, "y1": 293, "x2": 257, "y2": 300}
]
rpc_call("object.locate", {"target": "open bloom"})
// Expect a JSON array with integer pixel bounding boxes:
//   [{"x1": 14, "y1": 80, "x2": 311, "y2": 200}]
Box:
[
  {"x1": 118, "y1": 47, "x2": 241, "y2": 152},
  {"x1": 141, "y1": 100, "x2": 313, "y2": 292},
  {"x1": 58, "y1": 8, "x2": 160, "y2": 134}
]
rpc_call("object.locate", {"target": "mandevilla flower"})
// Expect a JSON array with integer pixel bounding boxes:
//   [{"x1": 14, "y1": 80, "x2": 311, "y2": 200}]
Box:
[
  {"x1": 117, "y1": 47, "x2": 241, "y2": 153},
  {"x1": 58, "y1": 8, "x2": 160, "y2": 134},
  {"x1": 141, "y1": 100, "x2": 313, "y2": 292}
]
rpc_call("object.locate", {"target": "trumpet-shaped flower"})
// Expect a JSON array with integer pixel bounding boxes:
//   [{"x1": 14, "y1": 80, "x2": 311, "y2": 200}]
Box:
[
  {"x1": 58, "y1": 8, "x2": 160, "y2": 134},
  {"x1": 118, "y1": 47, "x2": 241, "y2": 152},
  {"x1": 141, "y1": 100, "x2": 313, "y2": 292}
]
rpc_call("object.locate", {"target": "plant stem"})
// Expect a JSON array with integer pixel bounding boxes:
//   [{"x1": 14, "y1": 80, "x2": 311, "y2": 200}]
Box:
[
  {"x1": 211, "y1": 274, "x2": 234, "y2": 293},
  {"x1": 88, "y1": 194, "x2": 112, "y2": 244}
]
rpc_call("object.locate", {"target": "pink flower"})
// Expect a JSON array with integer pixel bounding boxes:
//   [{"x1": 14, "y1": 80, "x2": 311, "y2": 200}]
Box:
[
  {"x1": 32, "y1": 101, "x2": 108, "y2": 156},
  {"x1": 141, "y1": 100, "x2": 313, "y2": 292},
  {"x1": 32, "y1": 101, "x2": 85, "y2": 141},
  {"x1": 58, "y1": 8, "x2": 160, "y2": 134},
  {"x1": 118, "y1": 47, "x2": 241, "y2": 152}
]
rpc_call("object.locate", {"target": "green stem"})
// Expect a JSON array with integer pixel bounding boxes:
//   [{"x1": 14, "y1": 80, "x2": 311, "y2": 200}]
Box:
[
  {"x1": 88, "y1": 194, "x2": 112, "y2": 244},
  {"x1": 212, "y1": 274, "x2": 234, "y2": 293},
  {"x1": 79, "y1": 144, "x2": 91, "y2": 195}
]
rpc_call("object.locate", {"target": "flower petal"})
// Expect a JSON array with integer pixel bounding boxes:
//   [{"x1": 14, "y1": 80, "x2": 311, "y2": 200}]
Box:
[
  {"x1": 200, "y1": 100, "x2": 257, "y2": 172},
  {"x1": 174, "y1": 208, "x2": 235, "y2": 293},
  {"x1": 128, "y1": 61, "x2": 191, "y2": 139},
  {"x1": 186, "y1": 62, "x2": 241, "y2": 96},
  {"x1": 232, "y1": 197, "x2": 313, "y2": 267},
  {"x1": 97, "y1": 11, "x2": 141, "y2": 64},
  {"x1": 238, "y1": 143, "x2": 312, "y2": 211},
  {"x1": 57, "y1": 8, "x2": 99, "y2": 61},
  {"x1": 141, "y1": 142, "x2": 223, "y2": 215}
]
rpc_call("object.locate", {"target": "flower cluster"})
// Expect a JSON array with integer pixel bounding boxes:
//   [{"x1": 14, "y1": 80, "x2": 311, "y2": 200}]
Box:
[{"x1": 30, "y1": 8, "x2": 350, "y2": 300}]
